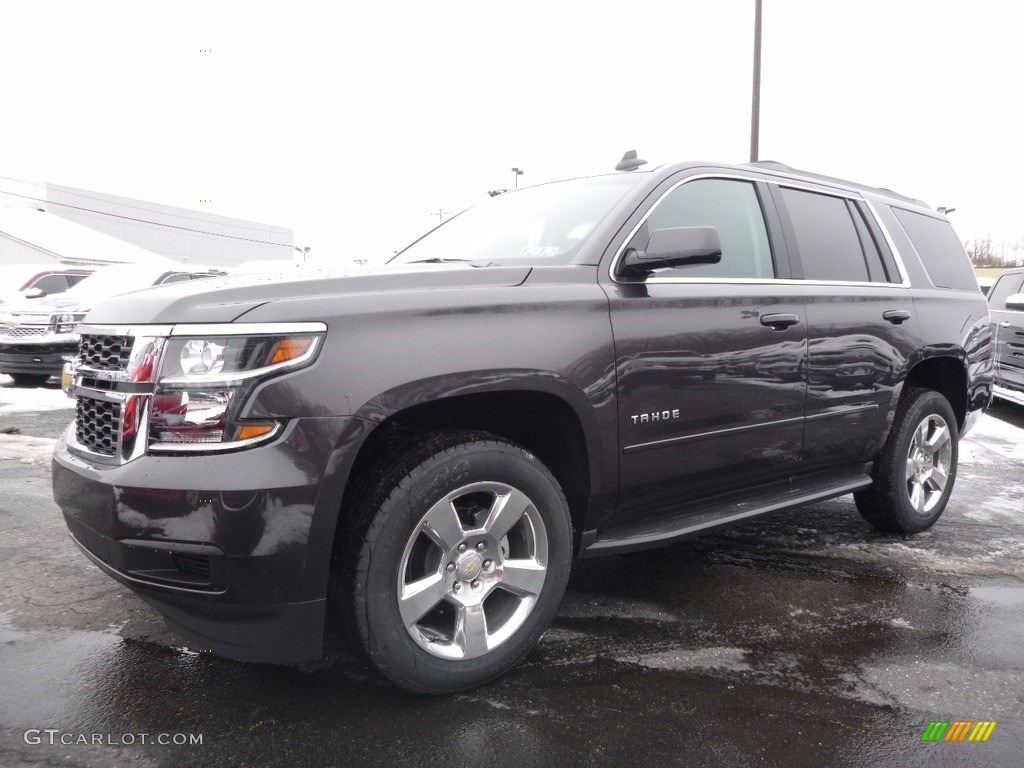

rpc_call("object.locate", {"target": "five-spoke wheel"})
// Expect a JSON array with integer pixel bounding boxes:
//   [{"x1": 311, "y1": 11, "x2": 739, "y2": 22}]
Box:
[
  {"x1": 398, "y1": 481, "x2": 549, "y2": 660},
  {"x1": 855, "y1": 387, "x2": 959, "y2": 534},
  {"x1": 337, "y1": 431, "x2": 572, "y2": 694}
]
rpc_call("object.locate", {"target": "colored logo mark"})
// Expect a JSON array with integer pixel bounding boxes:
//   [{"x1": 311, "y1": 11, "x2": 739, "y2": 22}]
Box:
[{"x1": 920, "y1": 721, "x2": 997, "y2": 743}]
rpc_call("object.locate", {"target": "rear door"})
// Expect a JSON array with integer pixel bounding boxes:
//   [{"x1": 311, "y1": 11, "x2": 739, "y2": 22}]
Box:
[
  {"x1": 603, "y1": 174, "x2": 807, "y2": 526},
  {"x1": 988, "y1": 272, "x2": 1024, "y2": 391},
  {"x1": 769, "y1": 184, "x2": 918, "y2": 472}
]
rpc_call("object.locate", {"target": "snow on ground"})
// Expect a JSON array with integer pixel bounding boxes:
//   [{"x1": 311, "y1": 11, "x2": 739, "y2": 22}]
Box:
[
  {"x1": 960, "y1": 410, "x2": 1024, "y2": 465},
  {"x1": 0, "y1": 433, "x2": 57, "y2": 465},
  {"x1": 0, "y1": 374, "x2": 74, "y2": 416}
]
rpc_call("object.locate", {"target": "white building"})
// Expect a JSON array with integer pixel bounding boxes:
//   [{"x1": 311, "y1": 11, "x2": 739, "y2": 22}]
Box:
[{"x1": 0, "y1": 175, "x2": 293, "y2": 268}]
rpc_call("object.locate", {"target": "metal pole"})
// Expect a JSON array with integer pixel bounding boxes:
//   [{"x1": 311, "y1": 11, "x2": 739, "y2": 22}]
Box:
[{"x1": 750, "y1": 0, "x2": 762, "y2": 163}]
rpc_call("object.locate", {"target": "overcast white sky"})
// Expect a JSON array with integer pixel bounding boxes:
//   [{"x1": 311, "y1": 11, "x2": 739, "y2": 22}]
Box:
[{"x1": 1, "y1": 0, "x2": 1021, "y2": 266}]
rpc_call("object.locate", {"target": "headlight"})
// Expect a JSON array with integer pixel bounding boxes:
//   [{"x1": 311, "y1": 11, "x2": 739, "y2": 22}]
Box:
[
  {"x1": 56, "y1": 313, "x2": 86, "y2": 334},
  {"x1": 147, "y1": 330, "x2": 322, "y2": 451}
]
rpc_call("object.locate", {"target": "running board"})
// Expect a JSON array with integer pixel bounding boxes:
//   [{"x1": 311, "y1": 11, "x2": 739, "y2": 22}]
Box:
[
  {"x1": 583, "y1": 469, "x2": 872, "y2": 557},
  {"x1": 994, "y1": 385, "x2": 1024, "y2": 407}
]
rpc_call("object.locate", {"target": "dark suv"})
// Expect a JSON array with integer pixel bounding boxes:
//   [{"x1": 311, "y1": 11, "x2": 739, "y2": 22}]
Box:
[
  {"x1": 52, "y1": 158, "x2": 993, "y2": 693},
  {"x1": 987, "y1": 267, "x2": 1024, "y2": 405}
]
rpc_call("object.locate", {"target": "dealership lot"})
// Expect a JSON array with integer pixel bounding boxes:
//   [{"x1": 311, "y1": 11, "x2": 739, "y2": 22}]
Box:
[{"x1": 1, "y1": 375, "x2": 1022, "y2": 768}]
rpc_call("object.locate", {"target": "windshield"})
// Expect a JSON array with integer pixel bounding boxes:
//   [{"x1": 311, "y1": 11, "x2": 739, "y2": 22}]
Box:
[{"x1": 390, "y1": 174, "x2": 642, "y2": 267}]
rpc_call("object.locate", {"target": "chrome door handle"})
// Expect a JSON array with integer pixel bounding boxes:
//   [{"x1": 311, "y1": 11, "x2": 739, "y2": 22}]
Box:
[
  {"x1": 760, "y1": 313, "x2": 800, "y2": 330},
  {"x1": 883, "y1": 309, "x2": 912, "y2": 325}
]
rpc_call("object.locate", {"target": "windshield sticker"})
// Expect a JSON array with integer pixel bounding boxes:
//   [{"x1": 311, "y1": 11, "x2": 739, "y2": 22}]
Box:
[
  {"x1": 568, "y1": 223, "x2": 595, "y2": 240},
  {"x1": 518, "y1": 246, "x2": 560, "y2": 258}
]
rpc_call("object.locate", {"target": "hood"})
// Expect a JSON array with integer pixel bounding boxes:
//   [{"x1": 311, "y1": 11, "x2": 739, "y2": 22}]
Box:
[
  {"x1": 0, "y1": 294, "x2": 90, "y2": 317},
  {"x1": 83, "y1": 264, "x2": 533, "y2": 326}
]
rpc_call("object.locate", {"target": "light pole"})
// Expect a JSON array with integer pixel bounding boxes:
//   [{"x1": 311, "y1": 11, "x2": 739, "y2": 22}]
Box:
[
  {"x1": 511, "y1": 167, "x2": 523, "y2": 189},
  {"x1": 750, "y1": 0, "x2": 763, "y2": 163},
  {"x1": 293, "y1": 246, "x2": 310, "y2": 263}
]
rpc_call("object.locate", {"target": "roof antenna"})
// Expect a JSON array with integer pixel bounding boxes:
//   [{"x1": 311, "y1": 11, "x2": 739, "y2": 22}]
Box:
[{"x1": 615, "y1": 149, "x2": 648, "y2": 172}]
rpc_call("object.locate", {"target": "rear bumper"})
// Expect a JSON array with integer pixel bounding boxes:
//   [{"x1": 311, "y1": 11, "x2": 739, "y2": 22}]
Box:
[{"x1": 52, "y1": 415, "x2": 374, "y2": 664}]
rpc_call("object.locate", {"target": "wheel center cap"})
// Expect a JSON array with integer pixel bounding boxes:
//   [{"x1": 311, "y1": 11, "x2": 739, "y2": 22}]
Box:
[{"x1": 456, "y1": 552, "x2": 484, "y2": 581}]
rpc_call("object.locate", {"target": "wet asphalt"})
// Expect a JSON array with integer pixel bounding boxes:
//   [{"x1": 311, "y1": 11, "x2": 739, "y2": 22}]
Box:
[{"x1": 1, "y1": 385, "x2": 1022, "y2": 767}]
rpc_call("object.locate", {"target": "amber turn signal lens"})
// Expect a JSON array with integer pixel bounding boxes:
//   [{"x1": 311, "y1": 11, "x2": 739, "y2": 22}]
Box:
[
  {"x1": 268, "y1": 337, "x2": 314, "y2": 365},
  {"x1": 233, "y1": 424, "x2": 276, "y2": 441}
]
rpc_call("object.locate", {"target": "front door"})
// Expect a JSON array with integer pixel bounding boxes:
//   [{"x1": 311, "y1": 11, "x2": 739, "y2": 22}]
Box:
[{"x1": 604, "y1": 176, "x2": 807, "y2": 526}]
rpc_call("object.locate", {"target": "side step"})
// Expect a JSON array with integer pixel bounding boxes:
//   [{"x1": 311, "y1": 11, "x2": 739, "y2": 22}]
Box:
[
  {"x1": 994, "y1": 385, "x2": 1024, "y2": 408},
  {"x1": 583, "y1": 468, "x2": 872, "y2": 557}
]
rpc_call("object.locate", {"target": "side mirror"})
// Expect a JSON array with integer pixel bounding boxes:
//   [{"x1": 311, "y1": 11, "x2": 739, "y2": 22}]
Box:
[
  {"x1": 619, "y1": 226, "x2": 722, "y2": 278},
  {"x1": 24, "y1": 288, "x2": 46, "y2": 299},
  {"x1": 1006, "y1": 293, "x2": 1024, "y2": 312}
]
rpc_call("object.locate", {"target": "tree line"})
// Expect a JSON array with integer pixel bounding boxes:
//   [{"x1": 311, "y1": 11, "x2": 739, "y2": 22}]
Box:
[{"x1": 965, "y1": 237, "x2": 1024, "y2": 268}]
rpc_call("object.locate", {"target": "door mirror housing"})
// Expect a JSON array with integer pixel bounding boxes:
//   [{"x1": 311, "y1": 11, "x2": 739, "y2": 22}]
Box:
[
  {"x1": 619, "y1": 226, "x2": 722, "y2": 278},
  {"x1": 1005, "y1": 293, "x2": 1024, "y2": 312}
]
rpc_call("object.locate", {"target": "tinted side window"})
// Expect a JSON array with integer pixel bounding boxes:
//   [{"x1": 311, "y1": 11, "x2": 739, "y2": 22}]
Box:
[
  {"x1": 779, "y1": 188, "x2": 869, "y2": 282},
  {"x1": 988, "y1": 274, "x2": 1024, "y2": 310},
  {"x1": 631, "y1": 178, "x2": 774, "y2": 279},
  {"x1": 850, "y1": 204, "x2": 888, "y2": 282},
  {"x1": 32, "y1": 274, "x2": 71, "y2": 293},
  {"x1": 891, "y1": 208, "x2": 978, "y2": 290}
]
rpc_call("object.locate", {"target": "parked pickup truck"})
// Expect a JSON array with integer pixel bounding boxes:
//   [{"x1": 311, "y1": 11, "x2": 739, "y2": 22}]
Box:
[
  {"x1": 52, "y1": 156, "x2": 993, "y2": 693},
  {"x1": 987, "y1": 267, "x2": 1024, "y2": 406}
]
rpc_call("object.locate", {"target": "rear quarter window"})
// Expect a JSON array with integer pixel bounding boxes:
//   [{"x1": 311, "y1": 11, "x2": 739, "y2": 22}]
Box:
[{"x1": 891, "y1": 208, "x2": 978, "y2": 290}]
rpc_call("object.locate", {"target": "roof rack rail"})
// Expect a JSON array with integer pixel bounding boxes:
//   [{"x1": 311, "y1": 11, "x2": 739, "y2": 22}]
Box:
[{"x1": 745, "y1": 160, "x2": 926, "y2": 207}]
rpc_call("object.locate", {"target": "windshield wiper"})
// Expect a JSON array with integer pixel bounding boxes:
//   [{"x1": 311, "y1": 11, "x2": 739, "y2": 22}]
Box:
[{"x1": 405, "y1": 257, "x2": 499, "y2": 267}]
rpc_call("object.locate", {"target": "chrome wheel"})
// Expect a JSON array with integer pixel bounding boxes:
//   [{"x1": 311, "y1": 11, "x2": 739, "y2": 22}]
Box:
[
  {"x1": 397, "y1": 481, "x2": 548, "y2": 660},
  {"x1": 904, "y1": 413, "x2": 953, "y2": 515}
]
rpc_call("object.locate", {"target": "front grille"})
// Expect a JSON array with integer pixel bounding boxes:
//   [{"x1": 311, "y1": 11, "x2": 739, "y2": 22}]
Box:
[
  {"x1": 79, "y1": 334, "x2": 133, "y2": 371},
  {"x1": 0, "y1": 326, "x2": 50, "y2": 340},
  {"x1": 76, "y1": 396, "x2": 119, "y2": 456}
]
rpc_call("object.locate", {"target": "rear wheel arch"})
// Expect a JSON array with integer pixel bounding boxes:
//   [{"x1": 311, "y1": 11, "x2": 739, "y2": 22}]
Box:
[{"x1": 899, "y1": 355, "x2": 968, "y2": 430}]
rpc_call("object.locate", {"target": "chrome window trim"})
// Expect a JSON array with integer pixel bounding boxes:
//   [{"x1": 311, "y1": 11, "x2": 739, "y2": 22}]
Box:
[
  {"x1": 608, "y1": 172, "x2": 913, "y2": 288},
  {"x1": 609, "y1": 173, "x2": 774, "y2": 285},
  {"x1": 861, "y1": 199, "x2": 912, "y2": 287},
  {"x1": 619, "y1": 277, "x2": 912, "y2": 289}
]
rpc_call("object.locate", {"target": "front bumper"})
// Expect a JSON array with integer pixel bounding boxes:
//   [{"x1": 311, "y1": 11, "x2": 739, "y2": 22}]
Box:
[
  {"x1": 52, "y1": 415, "x2": 371, "y2": 664},
  {"x1": 0, "y1": 339, "x2": 76, "y2": 376}
]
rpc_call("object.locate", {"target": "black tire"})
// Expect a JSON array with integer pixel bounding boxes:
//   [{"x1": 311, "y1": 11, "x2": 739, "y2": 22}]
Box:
[
  {"x1": 7, "y1": 373, "x2": 50, "y2": 387},
  {"x1": 337, "y1": 430, "x2": 572, "y2": 694},
  {"x1": 854, "y1": 387, "x2": 959, "y2": 534}
]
